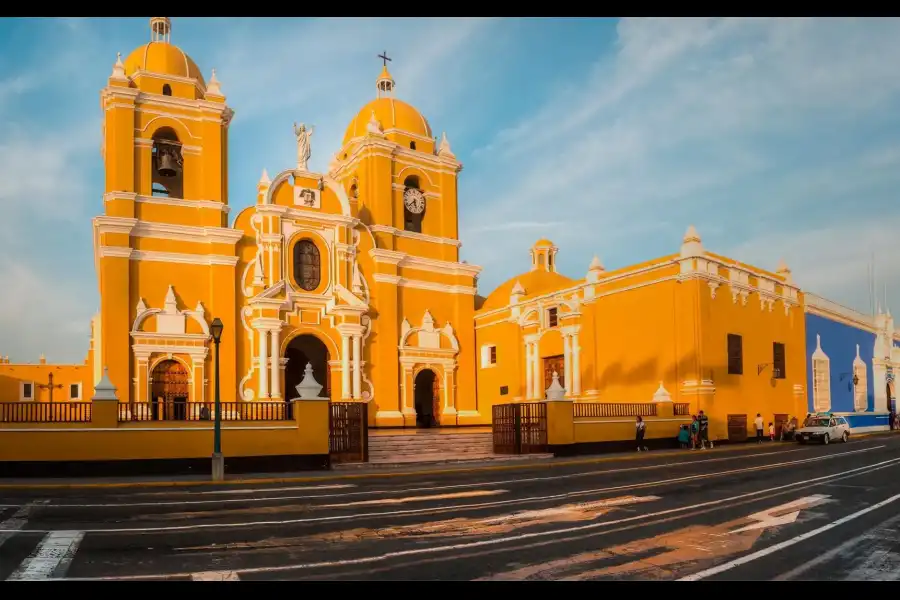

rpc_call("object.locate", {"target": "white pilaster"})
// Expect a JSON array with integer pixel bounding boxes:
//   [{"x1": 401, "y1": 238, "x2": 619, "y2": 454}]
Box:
[
  {"x1": 572, "y1": 332, "x2": 581, "y2": 395},
  {"x1": 525, "y1": 342, "x2": 533, "y2": 400},
  {"x1": 267, "y1": 242, "x2": 275, "y2": 287},
  {"x1": 258, "y1": 328, "x2": 269, "y2": 399},
  {"x1": 563, "y1": 334, "x2": 572, "y2": 396},
  {"x1": 341, "y1": 334, "x2": 351, "y2": 400},
  {"x1": 352, "y1": 334, "x2": 362, "y2": 400},
  {"x1": 269, "y1": 326, "x2": 281, "y2": 398}
]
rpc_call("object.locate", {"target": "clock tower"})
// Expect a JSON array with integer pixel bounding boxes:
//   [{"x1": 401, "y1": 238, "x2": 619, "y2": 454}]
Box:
[{"x1": 324, "y1": 59, "x2": 481, "y2": 427}]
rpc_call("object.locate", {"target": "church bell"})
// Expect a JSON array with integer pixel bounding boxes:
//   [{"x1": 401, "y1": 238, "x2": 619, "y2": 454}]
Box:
[{"x1": 156, "y1": 151, "x2": 179, "y2": 178}]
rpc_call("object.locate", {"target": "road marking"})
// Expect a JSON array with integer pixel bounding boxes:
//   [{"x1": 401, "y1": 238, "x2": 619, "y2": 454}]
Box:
[
  {"x1": 0, "y1": 501, "x2": 48, "y2": 550},
  {"x1": 2, "y1": 448, "x2": 881, "y2": 535},
  {"x1": 679, "y1": 492, "x2": 900, "y2": 581},
  {"x1": 318, "y1": 489, "x2": 505, "y2": 508},
  {"x1": 773, "y1": 511, "x2": 900, "y2": 580},
  {"x1": 191, "y1": 570, "x2": 240, "y2": 581},
  {"x1": 50, "y1": 455, "x2": 900, "y2": 580},
  {"x1": 4, "y1": 445, "x2": 876, "y2": 512},
  {"x1": 6, "y1": 530, "x2": 85, "y2": 580},
  {"x1": 196, "y1": 484, "x2": 356, "y2": 495},
  {"x1": 726, "y1": 495, "x2": 832, "y2": 534}
]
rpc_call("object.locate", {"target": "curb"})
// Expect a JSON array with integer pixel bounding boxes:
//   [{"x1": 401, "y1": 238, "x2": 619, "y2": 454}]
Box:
[{"x1": 1, "y1": 430, "x2": 895, "y2": 491}]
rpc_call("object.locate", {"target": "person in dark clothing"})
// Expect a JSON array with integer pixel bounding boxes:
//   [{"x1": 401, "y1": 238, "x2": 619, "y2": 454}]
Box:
[
  {"x1": 635, "y1": 416, "x2": 648, "y2": 452},
  {"x1": 698, "y1": 410, "x2": 710, "y2": 449}
]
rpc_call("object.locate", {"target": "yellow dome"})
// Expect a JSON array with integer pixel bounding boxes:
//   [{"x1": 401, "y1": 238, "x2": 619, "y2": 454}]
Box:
[
  {"x1": 342, "y1": 97, "x2": 432, "y2": 146},
  {"x1": 123, "y1": 41, "x2": 205, "y2": 86},
  {"x1": 533, "y1": 238, "x2": 555, "y2": 248},
  {"x1": 480, "y1": 270, "x2": 575, "y2": 311}
]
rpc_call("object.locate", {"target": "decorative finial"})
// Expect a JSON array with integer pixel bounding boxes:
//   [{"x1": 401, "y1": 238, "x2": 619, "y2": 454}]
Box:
[
  {"x1": 111, "y1": 51, "x2": 127, "y2": 80},
  {"x1": 511, "y1": 280, "x2": 525, "y2": 296},
  {"x1": 366, "y1": 109, "x2": 383, "y2": 135},
  {"x1": 258, "y1": 168, "x2": 271, "y2": 187},
  {"x1": 438, "y1": 131, "x2": 455, "y2": 158},
  {"x1": 589, "y1": 255, "x2": 605, "y2": 271},
  {"x1": 206, "y1": 68, "x2": 223, "y2": 97},
  {"x1": 680, "y1": 224, "x2": 704, "y2": 259}
]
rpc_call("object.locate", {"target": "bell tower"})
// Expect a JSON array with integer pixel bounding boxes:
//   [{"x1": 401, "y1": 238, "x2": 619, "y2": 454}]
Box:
[{"x1": 93, "y1": 17, "x2": 238, "y2": 403}]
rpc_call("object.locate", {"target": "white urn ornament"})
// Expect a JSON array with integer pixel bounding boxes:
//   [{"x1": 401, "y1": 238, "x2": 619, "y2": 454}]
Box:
[
  {"x1": 295, "y1": 362, "x2": 324, "y2": 399},
  {"x1": 545, "y1": 371, "x2": 567, "y2": 401}
]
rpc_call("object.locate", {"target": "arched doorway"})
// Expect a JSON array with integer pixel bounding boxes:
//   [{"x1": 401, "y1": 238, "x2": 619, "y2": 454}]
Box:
[
  {"x1": 150, "y1": 359, "x2": 189, "y2": 421},
  {"x1": 414, "y1": 369, "x2": 439, "y2": 428},
  {"x1": 285, "y1": 334, "x2": 331, "y2": 407},
  {"x1": 888, "y1": 381, "x2": 896, "y2": 429}
]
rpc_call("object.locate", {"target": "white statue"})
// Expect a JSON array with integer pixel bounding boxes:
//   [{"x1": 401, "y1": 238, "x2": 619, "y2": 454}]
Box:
[{"x1": 293, "y1": 122, "x2": 315, "y2": 171}]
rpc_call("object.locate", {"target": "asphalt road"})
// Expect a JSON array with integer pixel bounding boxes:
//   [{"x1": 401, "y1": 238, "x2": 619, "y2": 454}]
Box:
[{"x1": 2, "y1": 435, "x2": 900, "y2": 581}]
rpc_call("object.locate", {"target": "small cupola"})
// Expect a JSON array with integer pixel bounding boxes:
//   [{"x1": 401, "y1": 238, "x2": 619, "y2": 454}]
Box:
[{"x1": 531, "y1": 239, "x2": 558, "y2": 273}]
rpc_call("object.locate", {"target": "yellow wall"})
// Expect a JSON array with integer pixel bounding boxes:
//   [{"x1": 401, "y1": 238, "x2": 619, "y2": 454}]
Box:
[
  {"x1": 0, "y1": 399, "x2": 329, "y2": 462},
  {"x1": 0, "y1": 363, "x2": 91, "y2": 403}
]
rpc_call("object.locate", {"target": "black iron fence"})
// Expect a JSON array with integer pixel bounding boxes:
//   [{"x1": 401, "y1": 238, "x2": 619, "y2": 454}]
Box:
[
  {"x1": 329, "y1": 402, "x2": 368, "y2": 463},
  {"x1": 492, "y1": 402, "x2": 548, "y2": 454}
]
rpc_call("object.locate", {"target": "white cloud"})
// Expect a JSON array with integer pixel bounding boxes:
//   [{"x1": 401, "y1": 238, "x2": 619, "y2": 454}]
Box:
[{"x1": 460, "y1": 17, "x2": 900, "y2": 311}]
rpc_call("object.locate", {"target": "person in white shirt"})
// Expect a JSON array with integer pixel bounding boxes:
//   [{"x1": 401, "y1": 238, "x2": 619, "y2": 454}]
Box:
[
  {"x1": 635, "y1": 416, "x2": 648, "y2": 452},
  {"x1": 754, "y1": 413, "x2": 764, "y2": 444}
]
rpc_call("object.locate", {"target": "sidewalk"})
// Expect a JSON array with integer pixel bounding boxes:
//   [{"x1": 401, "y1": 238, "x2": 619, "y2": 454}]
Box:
[
  {"x1": 2, "y1": 430, "x2": 897, "y2": 491},
  {"x1": 0, "y1": 435, "x2": 849, "y2": 491}
]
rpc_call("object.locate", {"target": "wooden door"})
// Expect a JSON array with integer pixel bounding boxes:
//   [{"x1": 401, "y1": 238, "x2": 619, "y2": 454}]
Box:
[
  {"x1": 432, "y1": 375, "x2": 441, "y2": 425},
  {"x1": 543, "y1": 355, "x2": 565, "y2": 392},
  {"x1": 774, "y1": 413, "x2": 789, "y2": 439},
  {"x1": 727, "y1": 414, "x2": 748, "y2": 442}
]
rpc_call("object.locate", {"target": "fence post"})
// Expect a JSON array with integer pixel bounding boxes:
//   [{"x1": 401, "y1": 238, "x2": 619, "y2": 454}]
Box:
[
  {"x1": 544, "y1": 372, "x2": 575, "y2": 456},
  {"x1": 91, "y1": 366, "x2": 120, "y2": 428},
  {"x1": 653, "y1": 381, "x2": 674, "y2": 419}
]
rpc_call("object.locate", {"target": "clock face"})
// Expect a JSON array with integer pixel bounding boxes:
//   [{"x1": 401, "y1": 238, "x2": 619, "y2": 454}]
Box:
[{"x1": 404, "y1": 188, "x2": 426, "y2": 214}]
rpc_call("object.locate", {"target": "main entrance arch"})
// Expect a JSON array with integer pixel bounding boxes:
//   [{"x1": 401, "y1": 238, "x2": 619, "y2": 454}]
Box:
[
  {"x1": 150, "y1": 359, "x2": 189, "y2": 421},
  {"x1": 414, "y1": 369, "x2": 439, "y2": 428},
  {"x1": 285, "y1": 334, "x2": 331, "y2": 402}
]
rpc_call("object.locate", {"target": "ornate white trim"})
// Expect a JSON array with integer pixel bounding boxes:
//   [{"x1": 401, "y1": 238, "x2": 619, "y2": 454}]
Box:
[
  {"x1": 369, "y1": 224, "x2": 461, "y2": 247},
  {"x1": 103, "y1": 191, "x2": 231, "y2": 214},
  {"x1": 369, "y1": 248, "x2": 481, "y2": 276},
  {"x1": 372, "y1": 273, "x2": 477, "y2": 295},
  {"x1": 127, "y1": 250, "x2": 239, "y2": 266}
]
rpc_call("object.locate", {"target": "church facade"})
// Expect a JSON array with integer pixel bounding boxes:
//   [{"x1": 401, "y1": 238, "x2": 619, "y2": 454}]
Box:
[{"x1": 1, "y1": 17, "x2": 897, "y2": 443}]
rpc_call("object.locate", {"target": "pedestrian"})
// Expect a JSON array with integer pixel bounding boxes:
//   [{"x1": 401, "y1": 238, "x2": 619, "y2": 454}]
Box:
[
  {"x1": 678, "y1": 424, "x2": 690, "y2": 449},
  {"x1": 698, "y1": 410, "x2": 709, "y2": 449},
  {"x1": 690, "y1": 415, "x2": 700, "y2": 450},
  {"x1": 768, "y1": 422, "x2": 775, "y2": 441},
  {"x1": 199, "y1": 405, "x2": 210, "y2": 421},
  {"x1": 755, "y1": 413, "x2": 764, "y2": 444},
  {"x1": 636, "y1": 416, "x2": 648, "y2": 452}
]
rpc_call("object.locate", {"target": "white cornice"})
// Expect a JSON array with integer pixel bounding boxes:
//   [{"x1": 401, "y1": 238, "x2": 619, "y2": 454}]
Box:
[
  {"x1": 372, "y1": 273, "x2": 476, "y2": 296},
  {"x1": 368, "y1": 248, "x2": 481, "y2": 278},
  {"x1": 255, "y1": 203, "x2": 359, "y2": 227},
  {"x1": 805, "y1": 293, "x2": 876, "y2": 332},
  {"x1": 99, "y1": 248, "x2": 239, "y2": 266},
  {"x1": 132, "y1": 221, "x2": 244, "y2": 246},
  {"x1": 94, "y1": 215, "x2": 242, "y2": 246},
  {"x1": 103, "y1": 192, "x2": 231, "y2": 214},
  {"x1": 93, "y1": 215, "x2": 137, "y2": 235},
  {"x1": 369, "y1": 224, "x2": 461, "y2": 248}
]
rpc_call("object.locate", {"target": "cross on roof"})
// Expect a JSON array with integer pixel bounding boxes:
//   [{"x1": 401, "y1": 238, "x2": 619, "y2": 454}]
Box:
[{"x1": 378, "y1": 51, "x2": 392, "y2": 67}]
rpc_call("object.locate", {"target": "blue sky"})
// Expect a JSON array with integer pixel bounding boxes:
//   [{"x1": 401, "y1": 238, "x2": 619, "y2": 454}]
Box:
[{"x1": 1, "y1": 17, "x2": 900, "y2": 363}]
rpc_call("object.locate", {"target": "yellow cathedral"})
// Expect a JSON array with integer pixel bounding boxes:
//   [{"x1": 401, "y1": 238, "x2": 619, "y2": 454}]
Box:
[
  {"x1": 0, "y1": 17, "x2": 814, "y2": 448},
  {"x1": 91, "y1": 17, "x2": 480, "y2": 428}
]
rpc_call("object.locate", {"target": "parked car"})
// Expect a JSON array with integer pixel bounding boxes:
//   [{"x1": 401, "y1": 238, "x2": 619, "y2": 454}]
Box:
[{"x1": 795, "y1": 414, "x2": 850, "y2": 445}]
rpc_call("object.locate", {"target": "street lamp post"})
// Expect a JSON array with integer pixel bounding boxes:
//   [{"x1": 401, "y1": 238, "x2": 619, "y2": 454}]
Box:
[{"x1": 210, "y1": 317, "x2": 224, "y2": 481}]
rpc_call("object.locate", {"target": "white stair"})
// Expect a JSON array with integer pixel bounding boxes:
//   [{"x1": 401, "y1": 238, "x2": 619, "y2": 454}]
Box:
[{"x1": 367, "y1": 430, "x2": 495, "y2": 464}]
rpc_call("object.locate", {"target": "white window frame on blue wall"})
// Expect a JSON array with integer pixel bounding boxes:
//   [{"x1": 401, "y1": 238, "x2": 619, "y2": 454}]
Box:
[
  {"x1": 812, "y1": 334, "x2": 831, "y2": 413},
  {"x1": 852, "y1": 344, "x2": 868, "y2": 412}
]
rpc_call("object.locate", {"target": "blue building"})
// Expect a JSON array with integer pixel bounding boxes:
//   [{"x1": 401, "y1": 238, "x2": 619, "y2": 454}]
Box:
[{"x1": 804, "y1": 295, "x2": 895, "y2": 433}]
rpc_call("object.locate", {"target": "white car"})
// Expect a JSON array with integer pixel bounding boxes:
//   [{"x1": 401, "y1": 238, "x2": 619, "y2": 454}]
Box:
[{"x1": 795, "y1": 414, "x2": 850, "y2": 445}]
